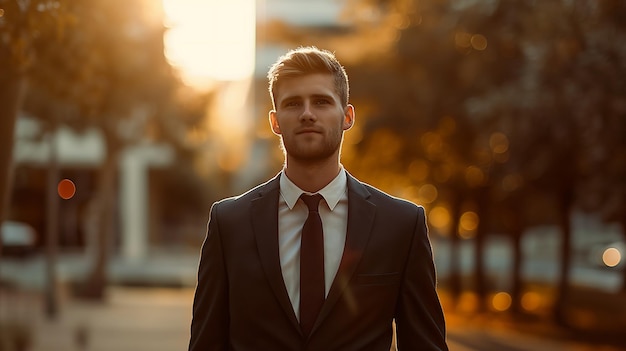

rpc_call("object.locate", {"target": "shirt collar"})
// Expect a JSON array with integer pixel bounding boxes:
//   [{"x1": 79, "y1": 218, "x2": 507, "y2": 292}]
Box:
[{"x1": 279, "y1": 166, "x2": 347, "y2": 211}]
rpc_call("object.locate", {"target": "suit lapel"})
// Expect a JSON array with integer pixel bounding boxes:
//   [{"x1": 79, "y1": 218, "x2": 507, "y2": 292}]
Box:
[
  {"x1": 312, "y1": 174, "x2": 376, "y2": 334},
  {"x1": 251, "y1": 175, "x2": 301, "y2": 333}
]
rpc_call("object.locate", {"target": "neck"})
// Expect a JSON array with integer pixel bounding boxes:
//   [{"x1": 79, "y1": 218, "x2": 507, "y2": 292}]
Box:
[{"x1": 284, "y1": 155, "x2": 341, "y2": 193}]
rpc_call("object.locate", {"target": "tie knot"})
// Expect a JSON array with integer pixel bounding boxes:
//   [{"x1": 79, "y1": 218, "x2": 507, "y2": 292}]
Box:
[{"x1": 300, "y1": 193, "x2": 323, "y2": 212}]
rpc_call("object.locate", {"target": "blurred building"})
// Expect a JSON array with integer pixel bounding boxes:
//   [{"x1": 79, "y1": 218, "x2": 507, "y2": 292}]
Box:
[
  {"x1": 5, "y1": 0, "x2": 184, "y2": 268},
  {"x1": 241, "y1": 0, "x2": 353, "y2": 187},
  {"x1": 9, "y1": 114, "x2": 174, "y2": 261}
]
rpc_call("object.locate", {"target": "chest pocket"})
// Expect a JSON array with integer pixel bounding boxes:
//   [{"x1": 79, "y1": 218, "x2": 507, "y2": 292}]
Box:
[{"x1": 352, "y1": 272, "x2": 400, "y2": 286}]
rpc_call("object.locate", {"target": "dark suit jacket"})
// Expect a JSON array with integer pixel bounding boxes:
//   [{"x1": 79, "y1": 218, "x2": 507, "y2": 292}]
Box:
[{"x1": 189, "y1": 173, "x2": 448, "y2": 351}]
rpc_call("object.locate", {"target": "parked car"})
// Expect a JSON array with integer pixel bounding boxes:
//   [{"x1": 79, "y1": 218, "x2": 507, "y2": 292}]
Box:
[{"x1": 1, "y1": 221, "x2": 37, "y2": 257}]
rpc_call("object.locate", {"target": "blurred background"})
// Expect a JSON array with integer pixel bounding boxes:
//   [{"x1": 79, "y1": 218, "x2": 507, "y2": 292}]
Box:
[{"x1": 1, "y1": 0, "x2": 625, "y2": 350}]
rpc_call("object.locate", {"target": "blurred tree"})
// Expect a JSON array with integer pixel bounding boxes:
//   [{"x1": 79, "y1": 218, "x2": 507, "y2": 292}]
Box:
[
  {"x1": 344, "y1": 0, "x2": 530, "y2": 312},
  {"x1": 0, "y1": 0, "x2": 72, "y2": 255},
  {"x1": 571, "y1": 0, "x2": 626, "y2": 293},
  {"x1": 495, "y1": 0, "x2": 626, "y2": 321},
  {"x1": 265, "y1": 0, "x2": 626, "y2": 321},
  {"x1": 344, "y1": 0, "x2": 626, "y2": 318},
  {"x1": 452, "y1": 0, "x2": 586, "y2": 320},
  {"x1": 2, "y1": 0, "x2": 210, "y2": 299}
]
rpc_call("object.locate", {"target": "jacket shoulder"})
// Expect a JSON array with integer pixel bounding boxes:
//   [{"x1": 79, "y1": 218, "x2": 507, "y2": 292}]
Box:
[
  {"x1": 211, "y1": 175, "x2": 280, "y2": 212},
  {"x1": 353, "y1": 178, "x2": 424, "y2": 214}
]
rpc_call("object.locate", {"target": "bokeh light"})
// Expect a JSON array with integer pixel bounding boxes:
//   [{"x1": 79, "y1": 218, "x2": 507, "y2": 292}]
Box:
[
  {"x1": 490, "y1": 132, "x2": 510, "y2": 163},
  {"x1": 457, "y1": 291, "x2": 479, "y2": 313},
  {"x1": 464, "y1": 166, "x2": 485, "y2": 187},
  {"x1": 489, "y1": 132, "x2": 509, "y2": 154},
  {"x1": 433, "y1": 164, "x2": 453, "y2": 183},
  {"x1": 57, "y1": 179, "x2": 76, "y2": 200},
  {"x1": 471, "y1": 34, "x2": 488, "y2": 50},
  {"x1": 521, "y1": 291, "x2": 542, "y2": 312},
  {"x1": 459, "y1": 211, "x2": 479, "y2": 239},
  {"x1": 408, "y1": 160, "x2": 430, "y2": 182},
  {"x1": 455, "y1": 32, "x2": 472, "y2": 48},
  {"x1": 501, "y1": 173, "x2": 523, "y2": 192},
  {"x1": 602, "y1": 247, "x2": 622, "y2": 267},
  {"x1": 492, "y1": 292, "x2": 512, "y2": 312},
  {"x1": 428, "y1": 206, "x2": 450, "y2": 230},
  {"x1": 438, "y1": 116, "x2": 456, "y2": 135},
  {"x1": 417, "y1": 184, "x2": 438, "y2": 204},
  {"x1": 421, "y1": 132, "x2": 444, "y2": 159}
]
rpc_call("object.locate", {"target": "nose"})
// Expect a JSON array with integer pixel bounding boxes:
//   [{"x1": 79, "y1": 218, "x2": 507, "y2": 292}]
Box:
[{"x1": 299, "y1": 102, "x2": 316, "y2": 122}]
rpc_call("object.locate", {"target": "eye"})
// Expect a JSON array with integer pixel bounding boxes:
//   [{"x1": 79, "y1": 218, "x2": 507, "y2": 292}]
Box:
[
  {"x1": 314, "y1": 99, "x2": 330, "y2": 105},
  {"x1": 284, "y1": 100, "x2": 301, "y2": 108}
]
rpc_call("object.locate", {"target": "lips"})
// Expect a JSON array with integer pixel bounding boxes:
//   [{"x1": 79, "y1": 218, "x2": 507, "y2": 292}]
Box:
[{"x1": 296, "y1": 127, "x2": 322, "y2": 134}]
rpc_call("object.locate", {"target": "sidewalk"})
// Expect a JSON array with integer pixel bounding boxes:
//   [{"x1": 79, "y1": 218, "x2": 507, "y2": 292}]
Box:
[
  {"x1": 4, "y1": 287, "x2": 194, "y2": 351},
  {"x1": 4, "y1": 286, "x2": 623, "y2": 351},
  {"x1": 445, "y1": 313, "x2": 626, "y2": 351},
  {"x1": 0, "y1": 252, "x2": 200, "y2": 290},
  {"x1": 2, "y1": 252, "x2": 625, "y2": 351}
]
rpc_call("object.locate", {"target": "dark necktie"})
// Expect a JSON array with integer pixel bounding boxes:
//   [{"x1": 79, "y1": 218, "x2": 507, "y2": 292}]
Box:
[{"x1": 299, "y1": 193, "x2": 325, "y2": 336}]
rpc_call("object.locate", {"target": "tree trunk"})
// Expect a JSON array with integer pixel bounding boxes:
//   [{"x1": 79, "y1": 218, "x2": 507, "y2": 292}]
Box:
[
  {"x1": 554, "y1": 189, "x2": 573, "y2": 326},
  {"x1": 79, "y1": 131, "x2": 119, "y2": 300},
  {"x1": 44, "y1": 127, "x2": 60, "y2": 319},
  {"x1": 510, "y1": 208, "x2": 524, "y2": 315},
  {"x1": 473, "y1": 186, "x2": 488, "y2": 312},
  {"x1": 0, "y1": 67, "x2": 26, "y2": 257},
  {"x1": 448, "y1": 194, "x2": 463, "y2": 304},
  {"x1": 620, "y1": 214, "x2": 626, "y2": 295}
]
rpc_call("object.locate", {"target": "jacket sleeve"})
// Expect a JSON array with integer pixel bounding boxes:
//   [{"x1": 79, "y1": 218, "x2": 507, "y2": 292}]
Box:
[
  {"x1": 189, "y1": 202, "x2": 230, "y2": 351},
  {"x1": 395, "y1": 206, "x2": 449, "y2": 350}
]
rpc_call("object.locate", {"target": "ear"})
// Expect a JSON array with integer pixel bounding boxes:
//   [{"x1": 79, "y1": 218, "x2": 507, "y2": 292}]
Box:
[
  {"x1": 269, "y1": 110, "x2": 281, "y2": 135},
  {"x1": 342, "y1": 104, "x2": 355, "y2": 131}
]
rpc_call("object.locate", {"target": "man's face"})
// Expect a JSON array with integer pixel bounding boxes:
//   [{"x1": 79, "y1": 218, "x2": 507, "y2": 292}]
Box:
[{"x1": 269, "y1": 73, "x2": 354, "y2": 163}]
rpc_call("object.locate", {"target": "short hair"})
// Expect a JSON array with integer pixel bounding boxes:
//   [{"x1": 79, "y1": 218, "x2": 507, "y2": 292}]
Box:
[{"x1": 267, "y1": 46, "x2": 349, "y2": 109}]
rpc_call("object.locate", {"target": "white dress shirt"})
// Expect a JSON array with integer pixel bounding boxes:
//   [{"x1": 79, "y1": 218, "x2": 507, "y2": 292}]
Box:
[{"x1": 278, "y1": 167, "x2": 349, "y2": 320}]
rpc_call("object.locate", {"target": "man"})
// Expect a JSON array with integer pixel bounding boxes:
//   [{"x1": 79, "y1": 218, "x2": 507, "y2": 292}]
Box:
[{"x1": 189, "y1": 46, "x2": 448, "y2": 350}]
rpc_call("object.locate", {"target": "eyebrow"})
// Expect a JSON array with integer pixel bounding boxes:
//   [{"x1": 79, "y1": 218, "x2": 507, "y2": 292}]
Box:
[
  {"x1": 280, "y1": 93, "x2": 335, "y2": 105},
  {"x1": 310, "y1": 93, "x2": 334, "y2": 101}
]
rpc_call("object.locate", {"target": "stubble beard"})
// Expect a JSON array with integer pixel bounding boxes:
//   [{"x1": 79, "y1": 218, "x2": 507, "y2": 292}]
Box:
[{"x1": 281, "y1": 129, "x2": 343, "y2": 163}]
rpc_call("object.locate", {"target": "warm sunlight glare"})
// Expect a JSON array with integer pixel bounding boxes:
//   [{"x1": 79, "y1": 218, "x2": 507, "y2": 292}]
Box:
[{"x1": 162, "y1": 0, "x2": 255, "y2": 88}]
